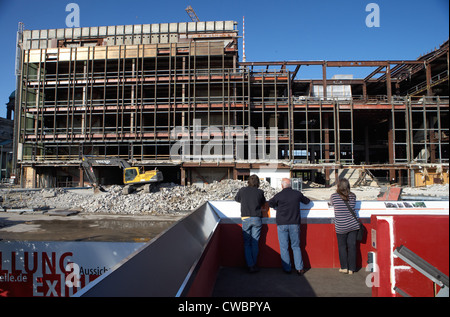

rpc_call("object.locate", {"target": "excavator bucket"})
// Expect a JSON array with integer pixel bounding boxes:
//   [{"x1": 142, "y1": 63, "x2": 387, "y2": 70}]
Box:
[{"x1": 94, "y1": 186, "x2": 107, "y2": 194}]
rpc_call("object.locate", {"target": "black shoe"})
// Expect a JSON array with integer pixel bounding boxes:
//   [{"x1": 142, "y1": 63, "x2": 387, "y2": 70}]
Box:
[
  {"x1": 248, "y1": 266, "x2": 260, "y2": 273},
  {"x1": 296, "y1": 269, "x2": 305, "y2": 276},
  {"x1": 283, "y1": 269, "x2": 292, "y2": 274}
]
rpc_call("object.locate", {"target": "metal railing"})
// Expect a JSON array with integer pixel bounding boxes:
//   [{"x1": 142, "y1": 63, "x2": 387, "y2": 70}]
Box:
[
  {"x1": 394, "y1": 245, "x2": 449, "y2": 297},
  {"x1": 407, "y1": 70, "x2": 449, "y2": 96}
]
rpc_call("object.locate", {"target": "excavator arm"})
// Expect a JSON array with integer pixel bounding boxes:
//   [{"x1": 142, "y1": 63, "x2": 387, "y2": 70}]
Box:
[
  {"x1": 81, "y1": 156, "x2": 131, "y2": 190},
  {"x1": 81, "y1": 158, "x2": 99, "y2": 188}
]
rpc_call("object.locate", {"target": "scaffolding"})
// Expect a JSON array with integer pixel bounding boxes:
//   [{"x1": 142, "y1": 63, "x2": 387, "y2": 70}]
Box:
[{"x1": 14, "y1": 22, "x2": 449, "y2": 187}]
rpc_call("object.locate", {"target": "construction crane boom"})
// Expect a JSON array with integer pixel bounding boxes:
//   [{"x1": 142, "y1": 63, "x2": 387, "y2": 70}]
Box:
[{"x1": 185, "y1": 5, "x2": 200, "y2": 22}]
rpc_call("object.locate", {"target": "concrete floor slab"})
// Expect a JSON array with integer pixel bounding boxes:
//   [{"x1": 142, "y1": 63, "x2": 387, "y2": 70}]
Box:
[{"x1": 212, "y1": 267, "x2": 372, "y2": 297}]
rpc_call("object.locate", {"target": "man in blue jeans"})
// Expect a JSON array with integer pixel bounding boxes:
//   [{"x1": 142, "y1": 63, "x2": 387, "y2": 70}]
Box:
[
  {"x1": 235, "y1": 175, "x2": 266, "y2": 273},
  {"x1": 268, "y1": 178, "x2": 311, "y2": 275}
]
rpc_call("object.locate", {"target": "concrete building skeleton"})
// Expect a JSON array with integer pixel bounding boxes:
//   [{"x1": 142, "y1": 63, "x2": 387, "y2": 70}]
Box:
[{"x1": 13, "y1": 21, "x2": 449, "y2": 188}]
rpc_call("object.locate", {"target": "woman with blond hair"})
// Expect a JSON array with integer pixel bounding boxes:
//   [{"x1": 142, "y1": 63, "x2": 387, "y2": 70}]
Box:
[{"x1": 329, "y1": 178, "x2": 360, "y2": 274}]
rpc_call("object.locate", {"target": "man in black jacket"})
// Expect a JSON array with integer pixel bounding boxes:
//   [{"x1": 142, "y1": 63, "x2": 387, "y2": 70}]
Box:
[
  {"x1": 235, "y1": 175, "x2": 266, "y2": 273},
  {"x1": 268, "y1": 178, "x2": 311, "y2": 275}
]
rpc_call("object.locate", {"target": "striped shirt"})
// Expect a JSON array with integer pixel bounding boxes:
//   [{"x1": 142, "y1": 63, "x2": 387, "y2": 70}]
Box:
[{"x1": 329, "y1": 192, "x2": 360, "y2": 234}]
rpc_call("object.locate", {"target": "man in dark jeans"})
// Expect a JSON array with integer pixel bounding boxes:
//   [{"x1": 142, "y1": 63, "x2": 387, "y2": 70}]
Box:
[
  {"x1": 235, "y1": 175, "x2": 266, "y2": 273},
  {"x1": 268, "y1": 178, "x2": 311, "y2": 275}
]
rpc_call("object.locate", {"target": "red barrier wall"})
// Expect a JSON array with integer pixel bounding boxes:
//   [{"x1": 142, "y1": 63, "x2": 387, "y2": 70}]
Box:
[
  {"x1": 186, "y1": 227, "x2": 221, "y2": 297},
  {"x1": 219, "y1": 222, "x2": 371, "y2": 269},
  {"x1": 187, "y1": 221, "x2": 372, "y2": 296},
  {"x1": 188, "y1": 215, "x2": 449, "y2": 297},
  {"x1": 371, "y1": 215, "x2": 449, "y2": 297}
]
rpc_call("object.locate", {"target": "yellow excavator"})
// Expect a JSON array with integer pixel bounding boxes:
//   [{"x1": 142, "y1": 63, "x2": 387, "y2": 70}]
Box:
[{"x1": 81, "y1": 155, "x2": 163, "y2": 194}]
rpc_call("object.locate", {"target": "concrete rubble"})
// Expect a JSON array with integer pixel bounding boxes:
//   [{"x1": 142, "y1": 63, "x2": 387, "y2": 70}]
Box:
[
  {"x1": 401, "y1": 183, "x2": 449, "y2": 197},
  {"x1": 1, "y1": 181, "x2": 448, "y2": 216},
  {"x1": 0, "y1": 180, "x2": 280, "y2": 215}
]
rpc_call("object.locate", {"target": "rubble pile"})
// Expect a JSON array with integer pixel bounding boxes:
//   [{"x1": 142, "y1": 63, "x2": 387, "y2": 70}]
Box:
[
  {"x1": 402, "y1": 183, "x2": 449, "y2": 198},
  {"x1": 3, "y1": 181, "x2": 447, "y2": 215},
  {"x1": 1, "y1": 180, "x2": 280, "y2": 215}
]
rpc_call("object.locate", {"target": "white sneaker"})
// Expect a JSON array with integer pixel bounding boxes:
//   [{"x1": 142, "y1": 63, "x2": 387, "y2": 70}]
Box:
[{"x1": 339, "y1": 269, "x2": 348, "y2": 273}]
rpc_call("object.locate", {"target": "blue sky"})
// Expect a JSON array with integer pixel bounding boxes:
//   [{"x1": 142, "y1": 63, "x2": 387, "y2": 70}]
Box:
[{"x1": 0, "y1": 0, "x2": 448, "y2": 118}]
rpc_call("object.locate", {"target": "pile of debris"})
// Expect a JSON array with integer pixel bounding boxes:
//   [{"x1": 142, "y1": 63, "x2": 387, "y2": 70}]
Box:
[
  {"x1": 1, "y1": 180, "x2": 280, "y2": 215},
  {"x1": 401, "y1": 183, "x2": 449, "y2": 199},
  {"x1": 4, "y1": 181, "x2": 446, "y2": 215}
]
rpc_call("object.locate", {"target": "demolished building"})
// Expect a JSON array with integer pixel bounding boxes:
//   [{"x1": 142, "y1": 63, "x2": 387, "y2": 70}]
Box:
[{"x1": 13, "y1": 21, "x2": 449, "y2": 188}]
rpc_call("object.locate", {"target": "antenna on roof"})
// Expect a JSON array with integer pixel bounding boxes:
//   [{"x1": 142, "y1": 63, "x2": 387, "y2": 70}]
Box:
[
  {"x1": 15, "y1": 22, "x2": 24, "y2": 77},
  {"x1": 185, "y1": 5, "x2": 200, "y2": 22},
  {"x1": 242, "y1": 16, "x2": 246, "y2": 62}
]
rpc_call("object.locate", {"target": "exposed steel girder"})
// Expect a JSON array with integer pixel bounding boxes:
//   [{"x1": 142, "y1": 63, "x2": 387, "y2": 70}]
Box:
[{"x1": 240, "y1": 60, "x2": 423, "y2": 67}]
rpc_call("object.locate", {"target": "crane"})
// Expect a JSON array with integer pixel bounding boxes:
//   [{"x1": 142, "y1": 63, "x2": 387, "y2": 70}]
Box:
[{"x1": 185, "y1": 5, "x2": 200, "y2": 22}]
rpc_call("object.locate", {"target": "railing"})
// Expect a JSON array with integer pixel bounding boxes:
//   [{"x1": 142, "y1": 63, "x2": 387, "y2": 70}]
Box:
[
  {"x1": 27, "y1": 94, "x2": 449, "y2": 114},
  {"x1": 20, "y1": 153, "x2": 173, "y2": 162},
  {"x1": 25, "y1": 68, "x2": 249, "y2": 83},
  {"x1": 36, "y1": 96, "x2": 249, "y2": 109},
  {"x1": 410, "y1": 95, "x2": 449, "y2": 104},
  {"x1": 292, "y1": 95, "x2": 395, "y2": 104},
  {"x1": 407, "y1": 70, "x2": 449, "y2": 96},
  {"x1": 291, "y1": 95, "x2": 449, "y2": 105},
  {"x1": 394, "y1": 245, "x2": 449, "y2": 297}
]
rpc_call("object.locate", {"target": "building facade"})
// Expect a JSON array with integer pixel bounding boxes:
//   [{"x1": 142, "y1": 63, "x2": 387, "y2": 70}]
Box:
[{"x1": 14, "y1": 21, "x2": 449, "y2": 188}]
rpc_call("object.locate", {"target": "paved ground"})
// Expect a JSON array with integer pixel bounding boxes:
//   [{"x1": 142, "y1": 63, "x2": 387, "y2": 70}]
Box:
[
  {"x1": 212, "y1": 267, "x2": 372, "y2": 297},
  {"x1": 0, "y1": 211, "x2": 183, "y2": 242}
]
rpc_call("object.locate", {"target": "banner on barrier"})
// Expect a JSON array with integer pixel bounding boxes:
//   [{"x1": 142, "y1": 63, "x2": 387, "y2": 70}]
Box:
[{"x1": 0, "y1": 241, "x2": 144, "y2": 297}]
